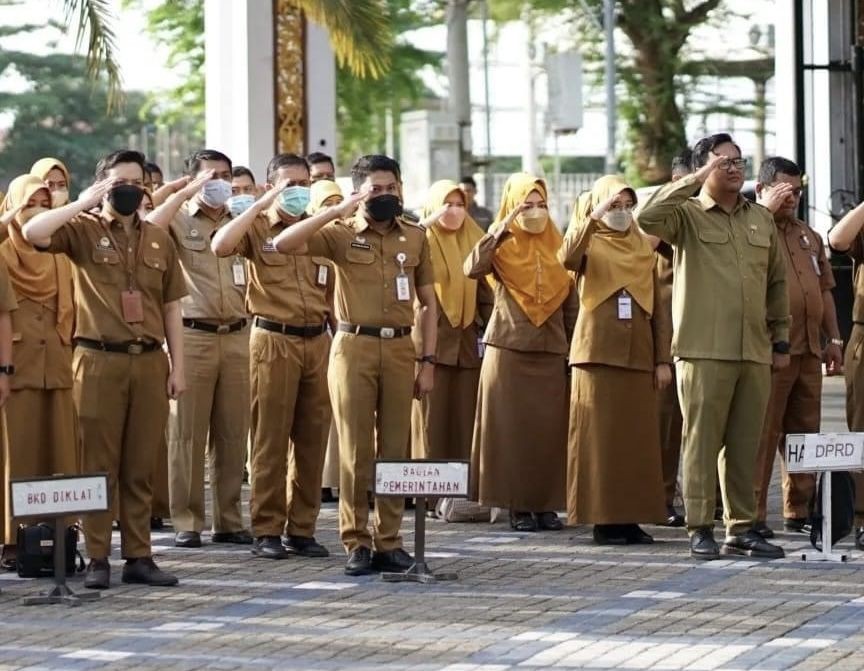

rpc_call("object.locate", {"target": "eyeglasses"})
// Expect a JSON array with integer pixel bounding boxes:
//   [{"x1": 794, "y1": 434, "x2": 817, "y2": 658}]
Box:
[{"x1": 717, "y1": 158, "x2": 747, "y2": 172}]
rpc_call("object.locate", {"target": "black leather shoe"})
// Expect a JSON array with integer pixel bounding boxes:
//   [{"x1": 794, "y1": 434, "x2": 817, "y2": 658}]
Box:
[
  {"x1": 722, "y1": 530, "x2": 785, "y2": 559},
  {"x1": 122, "y1": 557, "x2": 179, "y2": 586},
  {"x1": 345, "y1": 547, "x2": 373, "y2": 576},
  {"x1": 212, "y1": 530, "x2": 253, "y2": 544},
  {"x1": 593, "y1": 524, "x2": 628, "y2": 545},
  {"x1": 251, "y1": 535, "x2": 288, "y2": 559},
  {"x1": 661, "y1": 505, "x2": 685, "y2": 527},
  {"x1": 783, "y1": 517, "x2": 810, "y2": 534},
  {"x1": 510, "y1": 511, "x2": 538, "y2": 532},
  {"x1": 752, "y1": 521, "x2": 774, "y2": 539},
  {"x1": 690, "y1": 528, "x2": 720, "y2": 560},
  {"x1": 282, "y1": 535, "x2": 329, "y2": 557},
  {"x1": 372, "y1": 548, "x2": 414, "y2": 573},
  {"x1": 623, "y1": 524, "x2": 654, "y2": 544},
  {"x1": 321, "y1": 488, "x2": 338, "y2": 503},
  {"x1": 84, "y1": 558, "x2": 111, "y2": 589},
  {"x1": 856, "y1": 527, "x2": 864, "y2": 551},
  {"x1": 535, "y1": 512, "x2": 563, "y2": 531},
  {"x1": 0, "y1": 546, "x2": 16, "y2": 572},
  {"x1": 174, "y1": 531, "x2": 202, "y2": 548},
  {"x1": 150, "y1": 517, "x2": 165, "y2": 530}
]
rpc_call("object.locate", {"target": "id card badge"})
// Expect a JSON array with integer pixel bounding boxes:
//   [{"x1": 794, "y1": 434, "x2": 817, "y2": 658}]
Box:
[
  {"x1": 121, "y1": 289, "x2": 145, "y2": 323},
  {"x1": 317, "y1": 264, "x2": 329, "y2": 287},
  {"x1": 617, "y1": 291, "x2": 632, "y2": 320},
  {"x1": 811, "y1": 254, "x2": 822, "y2": 277},
  {"x1": 232, "y1": 258, "x2": 246, "y2": 286},
  {"x1": 396, "y1": 274, "x2": 411, "y2": 301}
]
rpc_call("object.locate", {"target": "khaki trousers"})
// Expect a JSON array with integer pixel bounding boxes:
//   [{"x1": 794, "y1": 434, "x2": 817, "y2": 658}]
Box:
[
  {"x1": 677, "y1": 358, "x2": 771, "y2": 535},
  {"x1": 73, "y1": 348, "x2": 169, "y2": 559},
  {"x1": 169, "y1": 327, "x2": 249, "y2": 533},
  {"x1": 249, "y1": 328, "x2": 330, "y2": 538},
  {"x1": 321, "y1": 421, "x2": 340, "y2": 489},
  {"x1": 754, "y1": 354, "x2": 819, "y2": 521},
  {"x1": 151, "y1": 435, "x2": 170, "y2": 518},
  {"x1": 3, "y1": 389, "x2": 79, "y2": 544},
  {"x1": 330, "y1": 332, "x2": 414, "y2": 553},
  {"x1": 843, "y1": 324, "x2": 864, "y2": 524},
  {"x1": 657, "y1": 368, "x2": 683, "y2": 507}
]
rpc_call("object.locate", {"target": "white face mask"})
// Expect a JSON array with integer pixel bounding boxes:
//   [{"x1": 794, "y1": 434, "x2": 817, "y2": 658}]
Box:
[
  {"x1": 200, "y1": 179, "x2": 233, "y2": 208},
  {"x1": 603, "y1": 209, "x2": 632, "y2": 232},
  {"x1": 226, "y1": 194, "x2": 256, "y2": 218},
  {"x1": 50, "y1": 189, "x2": 69, "y2": 208}
]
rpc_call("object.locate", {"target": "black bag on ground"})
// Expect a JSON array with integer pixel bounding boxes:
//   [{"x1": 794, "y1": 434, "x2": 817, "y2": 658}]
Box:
[
  {"x1": 16, "y1": 523, "x2": 84, "y2": 578},
  {"x1": 809, "y1": 471, "x2": 856, "y2": 550}
]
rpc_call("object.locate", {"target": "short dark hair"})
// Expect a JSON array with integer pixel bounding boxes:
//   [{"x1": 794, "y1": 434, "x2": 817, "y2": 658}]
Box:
[
  {"x1": 350, "y1": 154, "x2": 401, "y2": 191},
  {"x1": 306, "y1": 151, "x2": 333, "y2": 167},
  {"x1": 691, "y1": 133, "x2": 742, "y2": 170},
  {"x1": 185, "y1": 149, "x2": 233, "y2": 176},
  {"x1": 144, "y1": 161, "x2": 163, "y2": 176},
  {"x1": 670, "y1": 148, "x2": 693, "y2": 177},
  {"x1": 266, "y1": 153, "x2": 309, "y2": 184},
  {"x1": 758, "y1": 156, "x2": 802, "y2": 185},
  {"x1": 232, "y1": 166, "x2": 256, "y2": 183},
  {"x1": 459, "y1": 176, "x2": 477, "y2": 188},
  {"x1": 95, "y1": 149, "x2": 146, "y2": 181}
]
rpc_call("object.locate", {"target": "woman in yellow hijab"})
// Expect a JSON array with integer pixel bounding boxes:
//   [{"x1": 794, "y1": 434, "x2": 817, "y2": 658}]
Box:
[
  {"x1": 560, "y1": 174, "x2": 671, "y2": 545},
  {"x1": 0, "y1": 175, "x2": 77, "y2": 570},
  {"x1": 411, "y1": 180, "x2": 488, "y2": 479},
  {"x1": 464, "y1": 173, "x2": 577, "y2": 532},
  {"x1": 30, "y1": 157, "x2": 71, "y2": 208}
]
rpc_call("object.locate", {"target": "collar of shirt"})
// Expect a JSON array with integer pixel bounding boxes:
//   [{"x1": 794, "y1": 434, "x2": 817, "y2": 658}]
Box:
[
  {"x1": 350, "y1": 211, "x2": 412, "y2": 235},
  {"x1": 99, "y1": 209, "x2": 141, "y2": 230},
  {"x1": 266, "y1": 203, "x2": 303, "y2": 230},
  {"x1": 697, "y1": 190, "x2": 750, "y2": 214},
  {"x1": 187, "y1": 198, "x2": 227, "y2": 222}
]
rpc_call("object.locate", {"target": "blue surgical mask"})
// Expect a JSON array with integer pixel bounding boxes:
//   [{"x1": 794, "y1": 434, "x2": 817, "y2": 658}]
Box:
[
  {"x1": 278, "y1": 186, "x2": 311, "y2": 217},
  {"x1": 226, "y1": 194, "x2": 255, "y2": 218},
  {"x1": 200, "y1": 179, "x2": 233, "y2": 208}
]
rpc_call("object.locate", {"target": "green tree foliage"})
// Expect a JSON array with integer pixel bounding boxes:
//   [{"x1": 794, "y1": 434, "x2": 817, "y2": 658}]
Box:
[{"x1": 0, "y1": 48, "x2": 153, "y2": 191}]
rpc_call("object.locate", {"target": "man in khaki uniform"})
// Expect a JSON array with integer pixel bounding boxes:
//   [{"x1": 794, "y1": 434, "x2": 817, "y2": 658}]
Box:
[
  {"x1": 24, "y1": 149, "x2": 186, "y2": 588},
  {"x1": 639, "y1": 133, "x2": 790, "y2": 560},
  {"x1": 147, "y1": 149, "x2": 252, "y2": 548},
  {"x1": 212, "y1": 153, "x2": 332, "y2": 560},
  {"x1": 273, "y1": 154, "x2": 438, "y2": 576},
  {"x1": 307, "y1": 152, "x2": 335, "y2": 183},
  {"x1": 753, "y1": 157, "x2": 842, "y2": 537}
]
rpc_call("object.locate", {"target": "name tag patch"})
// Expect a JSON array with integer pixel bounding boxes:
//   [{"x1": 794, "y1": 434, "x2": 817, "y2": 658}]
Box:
[{"x1": 350, "y1": 241, "x2": 371, "y2": 250}]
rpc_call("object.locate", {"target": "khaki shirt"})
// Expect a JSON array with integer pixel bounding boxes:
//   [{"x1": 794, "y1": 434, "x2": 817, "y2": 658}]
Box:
[
  {"x1": 840, "y1": 232, "x2": 864, "y2": 323},
  {"x1": 0, "y1": 258, "x2": 16, "y2": 313},
  {"x1": 638, "y1": 174, "x2": 790, "y2": 365},
  {"x1": 11, "y1": 297, "x2": 73, "y2": 391},
  {"x1": 560, "y1": 218, "x2": 672, "y2": 371},
  {"x1": 775, "y1": 218, "x2": 834, "y2": 356},
  {"x1": 45, "y1": 211, "x2": 187, "y2": 343},
  {"x1": 169, "y1": 201, "x2": 247, "y2": 322},
  {"x1": 306, "y1": 214, "x2": 435, "y2": 328},
  {"x1": 464, "y1": 228, "x2": 578, "y2": 356},
  {"x1": 234, "y1": 207, "x2": 330, "y2": 326}
]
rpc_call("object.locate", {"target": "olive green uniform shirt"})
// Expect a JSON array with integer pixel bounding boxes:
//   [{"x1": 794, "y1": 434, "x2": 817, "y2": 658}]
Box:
[{"x1": 637, "y1": 174, "x2": 790, "y2": 365}]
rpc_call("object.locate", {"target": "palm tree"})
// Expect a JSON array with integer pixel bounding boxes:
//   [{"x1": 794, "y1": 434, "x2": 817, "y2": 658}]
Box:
[{"x1": 62, "y1": 0, "x2": 392, "y2": 110}]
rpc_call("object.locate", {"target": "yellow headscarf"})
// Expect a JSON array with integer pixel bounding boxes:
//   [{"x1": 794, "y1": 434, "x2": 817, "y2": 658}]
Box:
[
  {"x1": 569, "y1": 174, "x2": 655, "y2": 314},
  {"x1": 308, "y1": 180, "x2": 343, "y2": 214},
  {"x1": 491, "y1": 173, "x2": 571, "y2": 327},
  {"x1": 30, "y1": 157, "x2": 70, "y2": 184},
  {"x1": 0, "y1": 175, "x2": 74, "y2": 344},
  {"x1": 423, "y1": 180, "x2": 485, "y2": 329}
]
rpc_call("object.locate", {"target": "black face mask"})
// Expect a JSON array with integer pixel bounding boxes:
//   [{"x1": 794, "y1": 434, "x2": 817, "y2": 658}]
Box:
[
  {"x1": 365, "y1": 194, "x2": 403, "y2": 222},
  {"x1": 108, "y1": 184, "x2": 144, "y2": 216}
]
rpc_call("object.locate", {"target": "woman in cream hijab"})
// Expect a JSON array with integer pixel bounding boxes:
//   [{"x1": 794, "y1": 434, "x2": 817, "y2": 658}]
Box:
[
  {"x1": 412, "y1": 180, "x2": 489, "y2": 468},
  {"x1": 0, "y1": 175, "x2": 77, "y2": 569},
  {"x1": 560, "y1": 175, "x2": 671, "y2": 545},
  {"x1": 30, "y1": 157, "x2": 71, "y2": 208},
  {"x1": 464, "y1": 173, "x2": 577, "y2": 532}
]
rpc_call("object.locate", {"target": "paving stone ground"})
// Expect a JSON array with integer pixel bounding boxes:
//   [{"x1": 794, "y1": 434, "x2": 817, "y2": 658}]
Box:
[{"x1": 0, "y1": 377, "x2": 862, "y2": 670}]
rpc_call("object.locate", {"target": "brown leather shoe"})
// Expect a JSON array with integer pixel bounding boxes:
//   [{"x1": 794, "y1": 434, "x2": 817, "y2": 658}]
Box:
[
  {"x1": 122, "y1": 557, "x2": 178, "y2": 586},
  {"x1": 84, "y1": 558, "x2": 111, "y2": 589}
]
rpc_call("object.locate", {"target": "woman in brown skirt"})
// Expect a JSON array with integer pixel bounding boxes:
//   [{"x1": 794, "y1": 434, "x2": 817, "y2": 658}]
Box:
[
  {"x1": 560, "y1": 175, "x2": 671, "y2": 545},
  {"x1": 464, "y1": 173, "x2": 577, "y2": 532},
  {"x1": 411, "y1": 180, "x2": 489, "y2": 464},
  {"x1": 0, "y1": 174, "x2": 78, "y2": 569}
]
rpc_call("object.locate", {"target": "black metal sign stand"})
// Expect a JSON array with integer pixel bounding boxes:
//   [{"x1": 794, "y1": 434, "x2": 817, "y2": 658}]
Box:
[
  {"x1": 23, "y1": 518, "x2": 100, "y2": 607},
  {"x1": 381, "y1": 496, "x2": 458, "y2": 584}
]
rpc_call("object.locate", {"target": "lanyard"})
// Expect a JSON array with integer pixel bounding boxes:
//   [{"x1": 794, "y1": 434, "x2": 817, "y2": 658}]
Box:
[{"x1": 102, "y1": 221, "x2": 145, "y2": 291}]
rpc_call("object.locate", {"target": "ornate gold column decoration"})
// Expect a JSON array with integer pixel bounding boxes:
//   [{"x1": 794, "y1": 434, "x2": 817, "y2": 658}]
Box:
[{"x1": 273, "y1": 0, "x2": 306, "y2": 154}]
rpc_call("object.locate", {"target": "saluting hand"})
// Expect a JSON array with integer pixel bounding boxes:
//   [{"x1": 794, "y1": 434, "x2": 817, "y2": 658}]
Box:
[
  {"x1": 78, "y1": 178, "x2": 118, "y2": 210},
  {"x1": 654, "y1": 364, "x2": 672, "y2": 391},
  {"x1": 694, "y1": 152, "x2": 728, "y2": 184},
  {"x1": 334, "y1": 189, "x2": 368, "y2": 220},
  {"x1": 0, "y1": 202, "x2": 24, "y2": 227},
  {"x1": 180, "y1": 169, "x2": 216, "y2": 200},
  {"x1": 761, "y1": 182, "x2": 796, "y2": 214},
  {"x1": 590, "y1": 194, "x2": 619, "y2": 221}
]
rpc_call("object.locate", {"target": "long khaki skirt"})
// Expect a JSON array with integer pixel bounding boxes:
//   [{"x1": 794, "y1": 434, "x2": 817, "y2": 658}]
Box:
[
  {"x1": 567, "y1": 364, "x2": 666, "y2": 525},
  {"x1": 471, "y1": 346, "x2": 567, "y2": 511},
  {"x1": 411, "y1": 364, "x2": 480, "y2": 461}
]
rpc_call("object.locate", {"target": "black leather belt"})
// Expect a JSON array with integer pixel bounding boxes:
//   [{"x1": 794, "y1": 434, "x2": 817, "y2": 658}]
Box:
[
  {"x1": 183, "y1": 318, "x2": 247, "y2": 334},
  {"x1": 337, "y1": 322, "x2": 412, "y2": 339},
  {"x1": 74, "y1": 338, "x2": 161, "y2": 355},
  {"x1": 253, "y1": 316, "x2": 326, "y2": 338}
]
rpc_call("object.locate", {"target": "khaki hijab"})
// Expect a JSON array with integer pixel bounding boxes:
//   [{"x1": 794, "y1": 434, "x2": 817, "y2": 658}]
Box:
[
  {"x1": 30, "y1": 157, "x2": 70, "y2": 184},
  {"x1": 570, "y1": 174, "x2": 655, "y2": 314},
  {"x1": 308, "y1": 180, "x2": 343, "y2": 214},
  {"x1": 423, "y1": 180, "x2": 484, "y2": 329},
  {"x1": 492, "y1": 173, "x2": 571, "y2": 327},
  {"x1": 0, "y1": 175, "x2": 74, "y2": 344}
]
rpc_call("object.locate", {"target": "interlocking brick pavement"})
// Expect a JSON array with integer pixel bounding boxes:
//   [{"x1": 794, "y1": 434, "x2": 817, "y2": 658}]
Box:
[{"x1": 0, "y1": 377, "x2": 861, "y2": 670}]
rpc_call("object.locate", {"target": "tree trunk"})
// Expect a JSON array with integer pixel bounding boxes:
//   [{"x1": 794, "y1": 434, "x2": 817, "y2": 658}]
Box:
[{"x1": 447, "y1": 0, "x2": 473, "y2": 176}]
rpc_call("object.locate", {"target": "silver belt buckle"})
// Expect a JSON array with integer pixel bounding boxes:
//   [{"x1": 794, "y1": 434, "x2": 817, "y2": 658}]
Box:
[
  {"x1": 216, "y1": 324, "x2": 230, "y2": 334},
  {"x1": 127, "y1": 342, "x2": 144, "y2": 355},
  {"x1": 380, "y1": 327, "x2": 395, "y2": 339}
]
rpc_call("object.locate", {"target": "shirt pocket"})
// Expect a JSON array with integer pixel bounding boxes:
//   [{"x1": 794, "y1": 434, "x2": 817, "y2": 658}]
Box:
[
  {"x1": 697, "y1": 228, "x2": 729, "y2": 244},
  {"x1": 256, "y1": 251, "x2": 289, "y2": 284},
  {"x1": 178, "y1": 235, "x2": 209, "y2": 267},
  {"x1": 139, "y1": 254, "x2": 168, "y2": 290},
  {"x1": 745, "y1": 228, "x2": 771, "y2": 271},
  {"x1": 345, "y1": 247, "x2": 377, "y2": 283},
  {"x1": 89, "y1": 248, "x2": 122, "y2": 284}
]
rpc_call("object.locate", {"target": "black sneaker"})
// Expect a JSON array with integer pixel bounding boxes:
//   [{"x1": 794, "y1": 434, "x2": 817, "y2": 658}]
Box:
[
  {"x1": 783, "y1": 517, "x2": 810, "y2": 534},
  {"x1": 535, "y1": 512, "x2": 563, "y2": 531},
  {"x1": 371, "y1": 548, "x2": 414, "y2": 573},
  {"x1": 752, "y1": 521, "x2": 774, "y2": 539},
  {"x1": 121, "y1": 557, "x2": 178, "y2": 586},
  {"x1": 84, "y1": 558, "x2": 111, "y2": 589},
  {"x1": 722, "y1": 530, "x2": 785, "y2": 559},
  {"x1": 174, "y1": 531, "x2": 202, "y2": 548},
  {"x1": 282, "y1": 535, "x2": 329, "y2": 558},
  {"x1": 345, "y1": 547, "x2": 373, "y2": 576},
  {"x1": 690, "y1": 527, "x2": 720, "y2": 560},
  {"x1": 661, "y1": 505, "x2": 685, "y2": 528},
  {"x1": 251, "y1": 535, "x2": 289, "y2": 559},
  {"x1": 211, "y1": 530, "x2": 254, "y2": 544},
  {"x1": 593, "y1": 524, "x2": 628, "y2": 545}
]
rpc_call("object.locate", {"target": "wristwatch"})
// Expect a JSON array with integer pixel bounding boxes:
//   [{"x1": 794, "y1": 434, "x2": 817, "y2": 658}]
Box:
[
  {"x1": 772, "y1": 341, "x2": 791, "y2": 355},
  {"x1": 0, "y1": 365, "x2": 14, "y2": 376},
  {"x1": 830, "y1": 338, "x2": 844, "y2": 347},
  {"x1": 417, "y1": 354, "x2": 437, "y2": 366}
]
